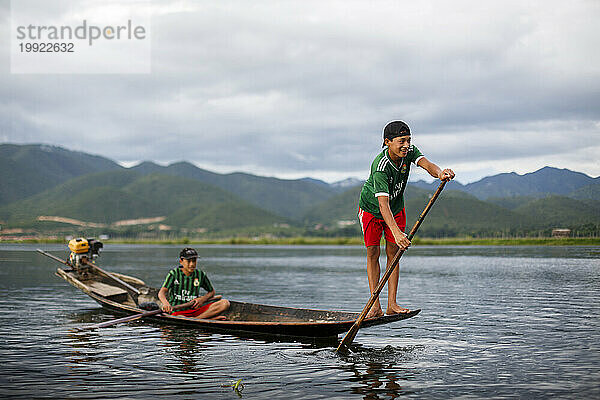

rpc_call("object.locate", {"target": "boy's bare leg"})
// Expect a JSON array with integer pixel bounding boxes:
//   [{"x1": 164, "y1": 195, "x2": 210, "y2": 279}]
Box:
[
  {"x1": 365, "y1": 245, "x2": 384, "y2": 318},
  {"x1": 385, "y1": 241, "x2": 410, "y2": 315},
  {"x1": 196, "y1": 299, "x2": 230, "y2": 320}
]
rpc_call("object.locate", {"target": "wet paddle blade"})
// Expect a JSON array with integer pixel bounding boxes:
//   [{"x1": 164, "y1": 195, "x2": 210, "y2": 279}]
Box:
[{"x1": 337, "y1": 322, "x2": 360, "y2": 352}]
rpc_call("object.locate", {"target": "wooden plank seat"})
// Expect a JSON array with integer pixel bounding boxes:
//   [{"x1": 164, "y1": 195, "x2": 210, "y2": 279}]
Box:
[{"x1": 87, "y1": 281, "x2": 128, "y2": 299}]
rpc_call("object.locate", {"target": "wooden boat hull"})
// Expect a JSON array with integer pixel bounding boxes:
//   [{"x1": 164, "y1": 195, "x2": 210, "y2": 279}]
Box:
[{"x1": 56, "y1": 266, "x2": 420, "y2": 340}]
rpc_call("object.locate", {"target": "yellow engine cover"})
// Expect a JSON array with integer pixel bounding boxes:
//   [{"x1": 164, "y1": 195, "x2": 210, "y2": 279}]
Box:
[{"x1": 68, "y1": 238, "x2": 89, "y2": 254}]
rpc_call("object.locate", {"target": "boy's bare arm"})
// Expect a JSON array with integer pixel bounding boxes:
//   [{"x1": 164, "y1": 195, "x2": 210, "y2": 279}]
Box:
[
  {"x1": 193, "y1": 290, "x2": 220, "y2": 307},
  {"x1": 377, "y1": 195, "x2": 411, "y2": 250},
  {"x1": 158, "y1": 287, "x2": 172, "y2": 313},
  {"x1": 417, "y1": 157, "x2": 455, "y2": 181}
]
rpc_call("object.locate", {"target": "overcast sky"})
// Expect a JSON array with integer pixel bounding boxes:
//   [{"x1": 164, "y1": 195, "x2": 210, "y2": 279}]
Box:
[{"x1": 1, "y1": 0, "x2": 599, "y2": 183}]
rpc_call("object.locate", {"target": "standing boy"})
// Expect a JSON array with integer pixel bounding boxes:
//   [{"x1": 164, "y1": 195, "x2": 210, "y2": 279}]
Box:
[
  {"x1": 358, "y1": 121, "x2": 454, "y2": 318},
  {"x1": 158, "y1": 247, "x2": 230, "y2": 320}
]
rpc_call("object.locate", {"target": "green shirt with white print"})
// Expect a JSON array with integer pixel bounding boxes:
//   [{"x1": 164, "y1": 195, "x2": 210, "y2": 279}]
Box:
[
  {"x1": 358, "y1": 145, "x2": 424, "y2": 219},
  {"x1": 162, "y1": 267, "x2": 213, "y2": 306}
]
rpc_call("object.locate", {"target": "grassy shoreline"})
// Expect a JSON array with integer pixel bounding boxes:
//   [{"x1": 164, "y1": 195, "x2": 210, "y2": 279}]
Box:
[{"x1": 3, "y1": 236, "x2": 600, "y2": 246}]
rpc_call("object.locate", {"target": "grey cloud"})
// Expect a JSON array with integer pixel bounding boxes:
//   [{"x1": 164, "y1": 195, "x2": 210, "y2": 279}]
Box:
[{"x1": 1, "y1": 0, "x2": 599, "y2": 181}]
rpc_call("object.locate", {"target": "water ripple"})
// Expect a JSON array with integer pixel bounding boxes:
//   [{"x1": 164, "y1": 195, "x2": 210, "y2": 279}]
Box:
[{"x1": 0, "y1": 244, "x2": 599, "y2": 399}]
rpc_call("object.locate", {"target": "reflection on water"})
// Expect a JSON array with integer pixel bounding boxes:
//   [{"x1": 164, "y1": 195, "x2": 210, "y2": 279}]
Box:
[
  {"x1": 346, "y1": 361, "x2": 404, "y2": 400},
  {"x1": 338, "y1": 345, "x2": 425, "y2": 399},
  {"x1": 0, "y1": 244, "x2": 599, "y2": 399},
  {"x1": 157, "y1": 325, "x2": 213, "y2": 374}
]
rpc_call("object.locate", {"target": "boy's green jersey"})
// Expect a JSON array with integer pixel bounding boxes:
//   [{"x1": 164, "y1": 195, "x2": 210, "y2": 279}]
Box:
[
  {"x1": 162, "y1": 267, "x2": 214, "y2": 306},
  {"x1": 358, "y1": 145, "x2": 424, "y2": 219}
]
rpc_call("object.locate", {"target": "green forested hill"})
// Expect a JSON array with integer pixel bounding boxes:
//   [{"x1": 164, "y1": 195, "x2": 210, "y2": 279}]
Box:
[
  {"x1": 301, "y1": 184, "x2": 599, "y2": 237},
  {"x1": 166, "y1": 202, "x2": 285, "y2": 230},
  {"x1": 303, "y1": 186, "x2": 533, "y2": 237},
  {"x1": 0, "y1": 170, "x2": 144, "y2": 223},
  {"x1": 122, "y1": 174, "x2": 232, "y2": 214},
  {"x1": 514, "y1": 196, "x2": 600, "y2": 227},
  {"x1": 0, "y1": 170, "x2": 289, "y2": 232},
  {"x1": 486, "y1": 196, "x2": 537, "y2": 210},
  {"x1": 47, "y1": 187, "x2": 159, "y2": 224},
  {"x1": 403, "y1": 190, "x2": 535, "y2": 237},
  {"x1": 302, "y1": 185, "x2": 362, "y2": 224},
  {"x1": 1, "y1": 144, "x2": 598, "y2": 238},
  {"x1": 568, "y1": 183, "x2": 600, "y2": 201},
  {"x1": 302, "y1": 184, "x2": 435, "y2": 225},
  {"x1": 0, "y1": 144, "x2": 121, "y2": 205},
  {"x1": 131, "y1": 161, "x2": 337, "y2": 219}
]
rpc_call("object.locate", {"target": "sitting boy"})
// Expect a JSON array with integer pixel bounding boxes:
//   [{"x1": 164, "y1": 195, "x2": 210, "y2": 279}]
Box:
[{"x1": 158, "y1": 247, "x2": 230, "y2": 320}]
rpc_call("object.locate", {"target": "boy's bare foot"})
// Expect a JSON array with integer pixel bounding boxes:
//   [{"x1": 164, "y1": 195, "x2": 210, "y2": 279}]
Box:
[
  {"x1": 195, "y1": 314, "x2": 227, "y2": 320},
  {"x1": 366, "y1": 305, "x2": 384, "y2": 319},
  {"x1": 386, "y1": 303, "x2": 410, "y2": 315}
]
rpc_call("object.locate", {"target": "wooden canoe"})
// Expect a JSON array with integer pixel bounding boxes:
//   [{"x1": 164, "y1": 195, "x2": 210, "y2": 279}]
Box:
[{"x1": 56, "y1": 266, "x2": 420, "y2": 340}]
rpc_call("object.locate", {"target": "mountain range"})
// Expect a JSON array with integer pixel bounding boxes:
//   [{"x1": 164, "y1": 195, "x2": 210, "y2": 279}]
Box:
[
  {"x1": 1, "y1": 143, "x2": 598, "y2": 238},
  {"x1": 410, "y1": 167, "x2": 600, "y2": 199}
]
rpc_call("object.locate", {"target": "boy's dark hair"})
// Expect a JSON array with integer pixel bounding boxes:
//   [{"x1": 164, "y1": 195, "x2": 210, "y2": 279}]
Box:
[{"x1": 383, "y1": 120, "x2": 411, "y2": 147}]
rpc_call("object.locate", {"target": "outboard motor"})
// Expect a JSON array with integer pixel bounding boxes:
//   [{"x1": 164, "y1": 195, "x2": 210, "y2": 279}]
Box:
[{"x1": 68, "y1": 237, "x2": 103, "y2": 273}]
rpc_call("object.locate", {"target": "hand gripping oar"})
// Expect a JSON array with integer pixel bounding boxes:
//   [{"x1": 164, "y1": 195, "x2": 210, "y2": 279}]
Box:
[
  {"x1": 79, "y1": 300, "x2": 198, "y2": 330},
  {"x1": 336, "y1": 180, "x2": 447, "y2": 352}
]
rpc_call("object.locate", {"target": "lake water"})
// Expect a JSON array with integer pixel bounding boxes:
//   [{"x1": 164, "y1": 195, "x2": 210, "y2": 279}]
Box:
[{"x1": 0, "y1": 243, "x2": 599, "y2": 399}]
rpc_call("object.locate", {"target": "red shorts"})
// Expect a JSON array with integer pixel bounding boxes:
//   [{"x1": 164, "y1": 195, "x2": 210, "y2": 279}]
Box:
[
  {"x1": 358, "y1": 207, "x2": 406, "y2": 247},
  {"x1": 172, "y1": 302, "x2": 211, "y2": 317}
]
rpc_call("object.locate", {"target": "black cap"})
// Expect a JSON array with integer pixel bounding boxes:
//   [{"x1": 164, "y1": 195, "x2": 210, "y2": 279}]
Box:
[
  {"x1": 382, "y1": 120, "x2": 410, "y2": 147},
  {"x1": 179, "y1": 247, "x2": 198, "y2": 259}
]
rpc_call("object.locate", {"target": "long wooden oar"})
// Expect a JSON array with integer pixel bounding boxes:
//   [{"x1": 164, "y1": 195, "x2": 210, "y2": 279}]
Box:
[
  {"x1": 336, "y1": 180, "x2": 447, "y2": 352},
  {"x1": 79, "y1": 300, "x2": 197, "y2": 330},
  {"x1": 37, "y1": 249, "x2": 140, "y2": 298},
  {"x1": 84, "y1": 259, "x2": 141, "y2": 297}
]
